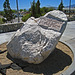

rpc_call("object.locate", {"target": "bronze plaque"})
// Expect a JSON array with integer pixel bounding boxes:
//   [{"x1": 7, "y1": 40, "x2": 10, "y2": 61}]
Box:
[{"x1": 38, "y1": 17, "x2": 64, "y2": 31}]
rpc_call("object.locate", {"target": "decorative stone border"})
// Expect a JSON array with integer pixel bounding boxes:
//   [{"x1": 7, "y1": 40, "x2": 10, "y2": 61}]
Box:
[{"x1": 59, "y1": 40, "x2": 75, "y2": 75}]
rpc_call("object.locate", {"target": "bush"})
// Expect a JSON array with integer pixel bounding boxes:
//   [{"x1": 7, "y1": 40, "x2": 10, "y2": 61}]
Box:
[
  {"x1": 35, "y1": 14, "x2": 41, "y2": 18},
  {"x1": 41, "y1": 13, "x2": 46, "y2": 16},
  {"x1": 40, "y1": 7, "x2": 55, "y2": 14},
  {"x1": 22, "y1": 13, "x2": 31, "y2": 22},
  {"x1": 2, "y1": 18, "x2": 7, "y2": 22},
  {"x1": 0, "y1": 18, "x2": 4, "y2": 24}
]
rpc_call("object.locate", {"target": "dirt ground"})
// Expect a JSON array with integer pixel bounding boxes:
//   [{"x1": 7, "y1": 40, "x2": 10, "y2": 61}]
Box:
[{"x1": 0, "y1": 42, "x2": 73, "y2": 75}]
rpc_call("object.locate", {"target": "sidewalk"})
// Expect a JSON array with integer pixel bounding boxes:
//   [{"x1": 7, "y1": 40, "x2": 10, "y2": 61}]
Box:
[
  {"x1": 60, "y1": 21, "x2": 75, "y2": 49},
  {"x1": 60, "y1": 21, "x2": 75, "y2": 43},
  {"x1": 0, "y1": 32, "x2": 15, "y2": 44},
  {"x1": 60, "y1": 21, "x2": 75, "y2": 75}
]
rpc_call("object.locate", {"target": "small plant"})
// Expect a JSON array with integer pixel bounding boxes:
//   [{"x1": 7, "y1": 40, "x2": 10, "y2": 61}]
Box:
[
  {"x1": 41, "y1": 13, "x2": 46, "y2": 16},
  {"x1": 0, "y1": 18, "x2": 4, "y2": 24}
]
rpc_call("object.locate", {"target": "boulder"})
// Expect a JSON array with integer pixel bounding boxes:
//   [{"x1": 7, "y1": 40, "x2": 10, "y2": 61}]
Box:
[
  {"x1": 44, "y1": 10, "x2": 67, "y2": 21},
  {"x1": 7, "y1": 10, "x2": 67, "y2": 64}
]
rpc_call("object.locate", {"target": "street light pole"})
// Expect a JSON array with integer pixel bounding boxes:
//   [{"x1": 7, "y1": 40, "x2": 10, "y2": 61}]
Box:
[
  {"x1": 61, "y1": 0, "x2": 63, "y2": 3},
  {"x1": 69, "y1": 0, "x2": 71, "y2": 17},
  {"x1": 16, "y1": 0, "x2": 20, "y2": 22}
]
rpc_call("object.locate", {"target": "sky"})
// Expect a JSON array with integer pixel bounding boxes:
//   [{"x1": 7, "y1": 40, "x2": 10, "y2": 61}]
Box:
[{"x1": 0, "y1": 0, "x2": 75, "y2": 11}]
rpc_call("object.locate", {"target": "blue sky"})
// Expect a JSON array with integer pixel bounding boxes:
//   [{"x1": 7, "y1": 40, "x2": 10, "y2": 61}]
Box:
[{"x1": 0, "y1": 0, "x2": 75, "y2": 11}]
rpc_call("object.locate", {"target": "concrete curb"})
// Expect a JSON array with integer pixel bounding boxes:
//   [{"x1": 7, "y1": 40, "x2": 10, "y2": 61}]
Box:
[{"x1": 59, "y1": 40, "x2": 75, "y2": 75}]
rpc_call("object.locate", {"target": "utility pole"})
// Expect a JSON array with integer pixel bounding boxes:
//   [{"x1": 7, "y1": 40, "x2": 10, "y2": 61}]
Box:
[
  {"x1": 61, "y1": 0, "x2": 63, "y2": 3},
  {"x1": 69, "y1": 0, "x2": 71, "y2": 17},
  {"x1": 16, "y1": 0, "x2": 20, "y2": 22}
]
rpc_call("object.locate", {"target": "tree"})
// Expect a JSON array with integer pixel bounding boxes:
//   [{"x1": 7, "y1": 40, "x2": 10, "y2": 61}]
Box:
[
  {"x1": 31, "y1": 0, "x2": 36, "y2": 17},
  {"x1": 3, "y1": 0, "x2": 13, "y2": 21},
  {"x1": 28, "y1": 8, "x2": 31, "y2": 12},
  {"x1": 12, "y1": 10, "x2": 17, "y2": 13},
  {"x1": 36, "y1": 0, "x2": 40, "y2": 15},
  {"x1": 0, "y1": 11, "x2": 4, "y2": 16},
  {"x1": 22, "y1": 13, "x2": 31, "y2": 22},
  {"x1": 58, "y1": 0, "x2": 64, "y2": 11},
  {"x1": 20, "y1": 9, "x2": 23, "y2": 12},
  {"x1": 24, "y1": 9, "x2": 26, "y2": 12}
]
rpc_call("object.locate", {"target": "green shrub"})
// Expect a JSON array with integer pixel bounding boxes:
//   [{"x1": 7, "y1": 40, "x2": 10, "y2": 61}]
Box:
[
  {"x1": 0, "y1": 18, "x2": 4, "y2": 24},
  {"x1": 41, "y1": 13, "x2": 46, "y2": 16},
  {"x1": 2, "y1": 18, "x2": 7, "y2": 22},
  {"x1": 35, "y1": 14, "x2": 41, "y2": 18},
  {"x1": 22, "y1": 13, "x2": 31, "y2": 22}
]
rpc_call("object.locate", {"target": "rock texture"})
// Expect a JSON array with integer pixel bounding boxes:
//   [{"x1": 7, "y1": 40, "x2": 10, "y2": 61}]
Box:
[
  {"x1": 7, "y1": 10, "x2": 67, "y2": 64},
  {"x1": 44, "y1": 10, "x2": 67, "y2": 21}
]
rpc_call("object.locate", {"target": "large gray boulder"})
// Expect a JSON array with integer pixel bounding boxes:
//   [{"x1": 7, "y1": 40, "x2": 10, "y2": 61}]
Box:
[{"x1": 7, "y1": 10, "x2": 67, "y2": 64}]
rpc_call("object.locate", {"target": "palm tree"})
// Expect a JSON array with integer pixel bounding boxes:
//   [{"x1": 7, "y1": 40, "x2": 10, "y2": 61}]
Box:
[{"x1": 61, "y1": 0, "x2": 63, "y2": 3}]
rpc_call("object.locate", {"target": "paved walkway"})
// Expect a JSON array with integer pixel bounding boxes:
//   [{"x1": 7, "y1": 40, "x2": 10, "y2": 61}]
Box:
[
  {"x1": 60, "y1": 21, "x2": 75, "y2": 42},
  {"x1": 0, "y1": 32, "x2": 15, "y2": 44},
  {"x1": 60, "y1": 21, "x2": 75, "y2": 49},
  {"x1": 0, "y1": 21, "x2": 75, "y2": 75},
  {"x1": 60, "y1": 21, "x2": 75, "y2": 75}
]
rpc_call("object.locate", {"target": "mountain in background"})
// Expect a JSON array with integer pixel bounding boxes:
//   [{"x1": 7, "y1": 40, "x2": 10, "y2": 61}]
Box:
[{"x1": 65, "y1": 4, "x2": 75, "y2": 8}]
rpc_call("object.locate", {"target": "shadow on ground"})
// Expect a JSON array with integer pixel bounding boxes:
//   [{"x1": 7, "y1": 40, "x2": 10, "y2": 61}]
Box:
[{"x1": 7, "y1": 48, "x2": 72, "y2": 75}]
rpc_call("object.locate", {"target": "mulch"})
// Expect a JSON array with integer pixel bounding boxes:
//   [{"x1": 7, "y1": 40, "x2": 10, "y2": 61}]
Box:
[{"x1": 0, "y1": 42, "x2": 73, "y2": 75}]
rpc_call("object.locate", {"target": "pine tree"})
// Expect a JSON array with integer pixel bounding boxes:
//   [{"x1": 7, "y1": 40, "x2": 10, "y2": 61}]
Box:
[
  {"x1": 31, "y1": 0, "x2": 36, "y2": 17},
  {"x1": 58, "y1": 0, "x2": 64, "y2": 11},
  {"x1": 3, "y1": 0, "x2": 13, "y2": 21},
  {"x1": 36, "y1": 0, "x2": 40, "y2": 15},
  {"x1": 31, "y1": 0, "x2": 41, "y2": 18}
]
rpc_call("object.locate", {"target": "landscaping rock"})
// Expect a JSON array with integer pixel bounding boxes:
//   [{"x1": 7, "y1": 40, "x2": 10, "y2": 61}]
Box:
[
  {"x1": 0, "y1": 63, "x2": 11, "y2": 75},
  {"x1": 0, "y1": 63, "x2": 11, "y2": 69},
  {"x1": 10, "y1": 63, "x2": 21, "y2": 70},
  {"x1": 44, "y1": 10, "x2": 67, "y2": 21},
  {"x1": 0, "y1": 50, "x2": 7, "y2": 54},
  {"x1": 7, "y1": 10, "x2": 67, "y2": 64},
  {"x1": 0, "y1": 69, "x2": 6, "y2": 75}
]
